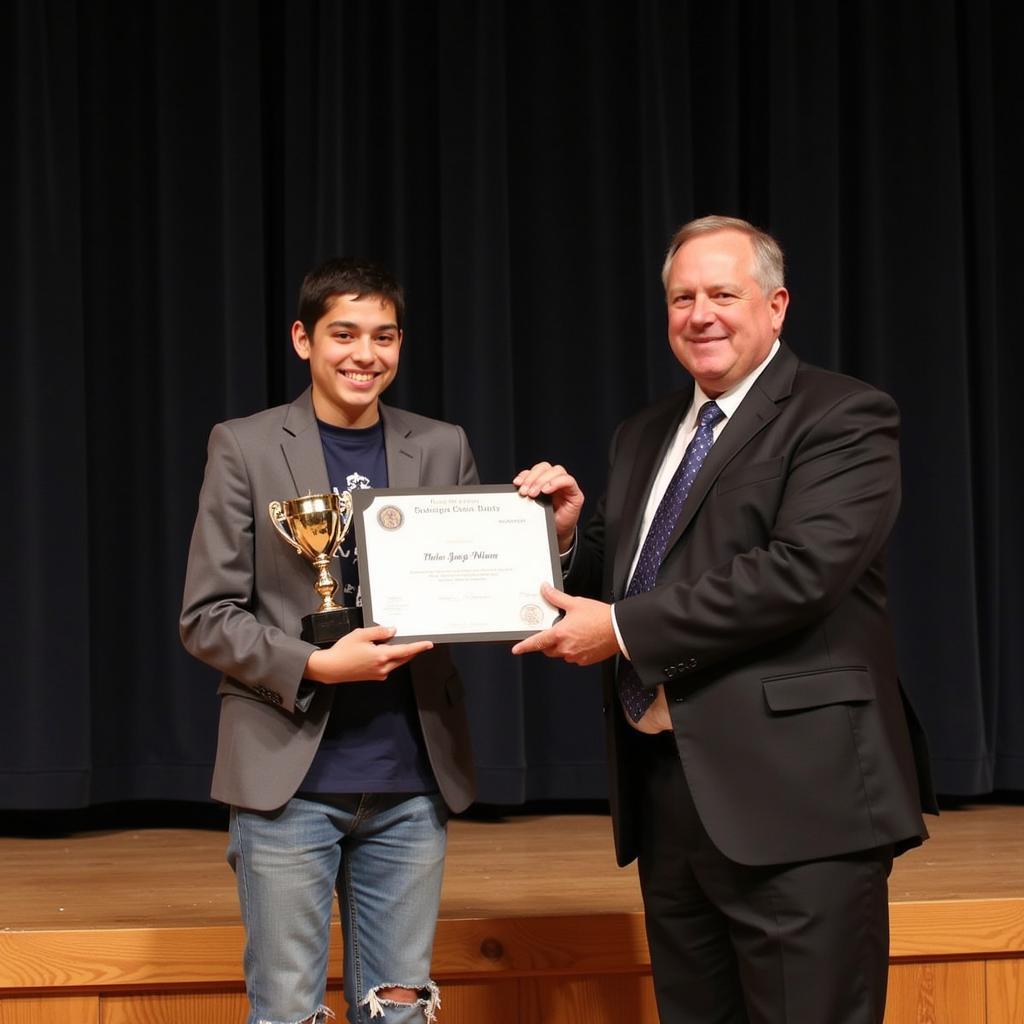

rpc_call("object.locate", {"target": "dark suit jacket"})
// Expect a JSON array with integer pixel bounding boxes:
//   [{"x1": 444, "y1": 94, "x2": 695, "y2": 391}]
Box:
[
  {"x1": 180, "y1": 389, "x2": 478, "y2": 813},
  {"x1": 567, "y1": 344, "x2": 936, "y2": 868}
]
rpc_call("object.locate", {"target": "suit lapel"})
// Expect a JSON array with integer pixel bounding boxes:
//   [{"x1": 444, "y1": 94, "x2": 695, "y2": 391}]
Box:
[
  {"x1": 661, "y1": 344, "x2": 798, "y2": 557},
  {"x1": 380, "y1": 403, "x2": 423, "y2": 487},
  {"x1": 280, "y1": 388, "x2": 331, "y2": 495},
  {"x1": 612, "y1": 393, "x2": 690, "y2": 596},
  {"x1": 280, "y1": 395, "x2": 422, "y2": 493}
]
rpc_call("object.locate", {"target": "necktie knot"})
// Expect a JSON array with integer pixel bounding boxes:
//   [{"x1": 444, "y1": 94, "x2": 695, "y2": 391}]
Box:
[{"x1": 697, "y1": 400, "x2": 724, "y2": 431}]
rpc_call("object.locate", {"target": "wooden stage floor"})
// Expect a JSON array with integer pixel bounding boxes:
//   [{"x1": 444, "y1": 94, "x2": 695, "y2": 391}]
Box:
[{"x1": 1, "y1": 803, "x2": 1023, "y2": 1023}]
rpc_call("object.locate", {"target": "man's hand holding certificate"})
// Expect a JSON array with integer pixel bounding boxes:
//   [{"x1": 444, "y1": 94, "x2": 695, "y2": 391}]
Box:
[{"x1": 352, "y1": 485, "x2": 562, "y2": 643}]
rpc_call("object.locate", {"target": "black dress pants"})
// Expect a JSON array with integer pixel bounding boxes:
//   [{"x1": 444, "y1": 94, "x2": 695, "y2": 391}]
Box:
[{"x1": 636, "y1": 732, "x2": 893, "y2": 1024}]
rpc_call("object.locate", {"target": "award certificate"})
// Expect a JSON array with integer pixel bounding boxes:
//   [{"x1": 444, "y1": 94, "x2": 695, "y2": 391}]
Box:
[{"x1": 351, "y1": 485, "x2": 563, "y2": 643}]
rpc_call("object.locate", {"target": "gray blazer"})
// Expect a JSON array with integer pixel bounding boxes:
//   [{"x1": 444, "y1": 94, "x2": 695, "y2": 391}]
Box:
[{"x1": 180, "y1": 389, "x2": 478, "y2": 812}]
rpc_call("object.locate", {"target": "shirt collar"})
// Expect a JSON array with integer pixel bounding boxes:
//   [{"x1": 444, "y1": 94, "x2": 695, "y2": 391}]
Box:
[{"x1": 692, "y1": 338, "x2": 781, "y2": 421}]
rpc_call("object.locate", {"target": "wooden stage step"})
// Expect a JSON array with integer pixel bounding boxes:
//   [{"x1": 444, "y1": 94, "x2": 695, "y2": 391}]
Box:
[{"x1": 1, "y1": 805, "x2": 1022, "y2": 1023}]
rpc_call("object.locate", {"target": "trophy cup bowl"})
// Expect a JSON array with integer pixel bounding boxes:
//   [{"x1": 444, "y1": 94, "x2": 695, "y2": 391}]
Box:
[{"x1": 269, "y1": 491, "x2": 363, "y2": 647}]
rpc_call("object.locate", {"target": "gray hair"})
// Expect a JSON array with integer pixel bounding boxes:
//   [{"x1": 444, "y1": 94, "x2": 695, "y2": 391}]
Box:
[{"x1": 661, "y1": 215, "x2": 785, "y2": 295}]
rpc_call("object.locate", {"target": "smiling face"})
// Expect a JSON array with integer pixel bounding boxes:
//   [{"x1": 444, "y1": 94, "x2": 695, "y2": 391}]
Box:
[
  {"x1": 665, "y1": 229, "x2": 789, "y2": 397},
  {"x1": 292, "y1": 293, "x2": 402, "y2": 428}
]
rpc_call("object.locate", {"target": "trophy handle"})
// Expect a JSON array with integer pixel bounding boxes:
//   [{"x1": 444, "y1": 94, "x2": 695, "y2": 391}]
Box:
[
  {"x1": 329, "y1": 491, "x2": 355, "y2": 559},
  {"x1": 268, "y1": 500, "x2": 305, "y2": 556}
]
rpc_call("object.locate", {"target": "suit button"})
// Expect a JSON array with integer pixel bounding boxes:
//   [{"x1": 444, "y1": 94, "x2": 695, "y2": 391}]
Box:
[
  {"x1": 686, "y1": 658, "x2": 697, "y2": 669},
  {"x1": 664, "y1": 666, "x2": 677, "y2": 679},
  {"x1": 674, "y1": 695, "x2": 685, "y2": 703}
]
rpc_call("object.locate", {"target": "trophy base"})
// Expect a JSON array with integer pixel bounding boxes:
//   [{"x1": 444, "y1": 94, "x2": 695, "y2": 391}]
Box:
[{"x1": 301, "y1": 607, "x2": 363, "y2": 648}]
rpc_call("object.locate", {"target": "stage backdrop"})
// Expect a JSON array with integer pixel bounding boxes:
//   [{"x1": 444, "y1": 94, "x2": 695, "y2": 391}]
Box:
[{"x1": 2, "y1": 0, "x2": 1021, "y2": 809}]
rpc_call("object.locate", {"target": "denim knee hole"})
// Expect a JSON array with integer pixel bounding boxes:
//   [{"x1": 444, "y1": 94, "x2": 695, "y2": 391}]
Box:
[{"x1": 360, "y1": 981, "x2": 440, "y2": 1022}]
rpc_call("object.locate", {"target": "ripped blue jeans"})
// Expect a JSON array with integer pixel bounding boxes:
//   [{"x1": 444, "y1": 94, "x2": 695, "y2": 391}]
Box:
[{"x1": 228, "y1": 792, "x2": 448, "y2": 1024}]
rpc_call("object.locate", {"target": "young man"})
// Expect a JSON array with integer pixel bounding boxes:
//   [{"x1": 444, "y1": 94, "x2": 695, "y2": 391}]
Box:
[{"x1": 181, "y1": 258, "x2": 478, "y2": 1024}]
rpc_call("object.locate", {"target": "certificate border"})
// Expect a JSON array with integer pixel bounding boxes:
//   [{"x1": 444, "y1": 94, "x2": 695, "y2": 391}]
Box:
[{"x1": 351, "y1": 484, "x2": 563, "y2": 644}]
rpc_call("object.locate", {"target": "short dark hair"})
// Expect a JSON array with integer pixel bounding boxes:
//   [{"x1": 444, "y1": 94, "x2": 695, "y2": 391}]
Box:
[{"x1": 296, "y1": 257, "x2": 405, "y2": 333}]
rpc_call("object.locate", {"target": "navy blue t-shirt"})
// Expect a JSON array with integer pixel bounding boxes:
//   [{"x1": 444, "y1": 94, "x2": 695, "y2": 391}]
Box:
[{"x1": 298, "y1": 418, "x2": 436, "y2": 795}]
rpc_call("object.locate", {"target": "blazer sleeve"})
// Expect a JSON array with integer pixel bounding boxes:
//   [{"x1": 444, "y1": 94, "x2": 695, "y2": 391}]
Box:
[
  {"x1": 179, "y1": 422, "x2": 316, "y2": 712},
  {"x1": 615, "y1": 387, "x2": 902, "y2": 683}
]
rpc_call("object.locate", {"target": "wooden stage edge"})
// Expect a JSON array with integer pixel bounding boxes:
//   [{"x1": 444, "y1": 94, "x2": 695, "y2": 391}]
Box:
[{"x1": 1, "y1": 804, "x2": 1023, "y2": 1023}]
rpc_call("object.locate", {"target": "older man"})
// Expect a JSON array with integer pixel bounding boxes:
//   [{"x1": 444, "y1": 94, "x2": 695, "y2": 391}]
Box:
[{"x1": 514, "y1": 216, "x2": 935, "y2": 1024}]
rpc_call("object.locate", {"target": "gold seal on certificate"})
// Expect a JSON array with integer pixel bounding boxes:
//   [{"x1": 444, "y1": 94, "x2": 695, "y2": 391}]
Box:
[
  {"x1": 351, "y1": 485, "x2": 563, "y2": 643},
  {"x1": 520, "y1": 603, "x2": 544, "y2": 626},
  {"x1": 268, "y1": 491, "x2": 363, "y2": 647},
  {"x1": 376, "y1": 505, "x2": 404, "y2": 531}
]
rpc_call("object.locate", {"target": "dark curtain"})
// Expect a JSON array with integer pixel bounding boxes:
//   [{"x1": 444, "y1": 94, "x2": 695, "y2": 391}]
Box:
[{"x1": 2, "y1": 0, "x2": 1020, "y2": 809}]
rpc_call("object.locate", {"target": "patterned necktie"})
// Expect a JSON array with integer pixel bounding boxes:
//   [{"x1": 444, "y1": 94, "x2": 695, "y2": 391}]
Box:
[{"x1": 617, "y1": 400, "x2": 725, "y2": 722}]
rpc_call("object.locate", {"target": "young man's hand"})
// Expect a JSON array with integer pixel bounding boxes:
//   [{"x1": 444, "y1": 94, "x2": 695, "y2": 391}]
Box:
[{"x1": 305, "y1": 626, "x2": 433, "y2": 683}]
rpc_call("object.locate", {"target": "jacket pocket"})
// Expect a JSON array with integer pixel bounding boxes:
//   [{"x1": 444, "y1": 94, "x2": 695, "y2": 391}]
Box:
[
  {"x1": 762, "y1": 667, "x2": 874, "y2": 712},
  {"x1": 716, "y1": 456, "x2": 784, "y2": 495}
]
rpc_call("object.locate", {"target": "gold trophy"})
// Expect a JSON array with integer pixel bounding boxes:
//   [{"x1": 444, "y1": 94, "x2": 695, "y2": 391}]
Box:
[{"x1": 268, "y1": 491, "x2": 362, "y2": 647}]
